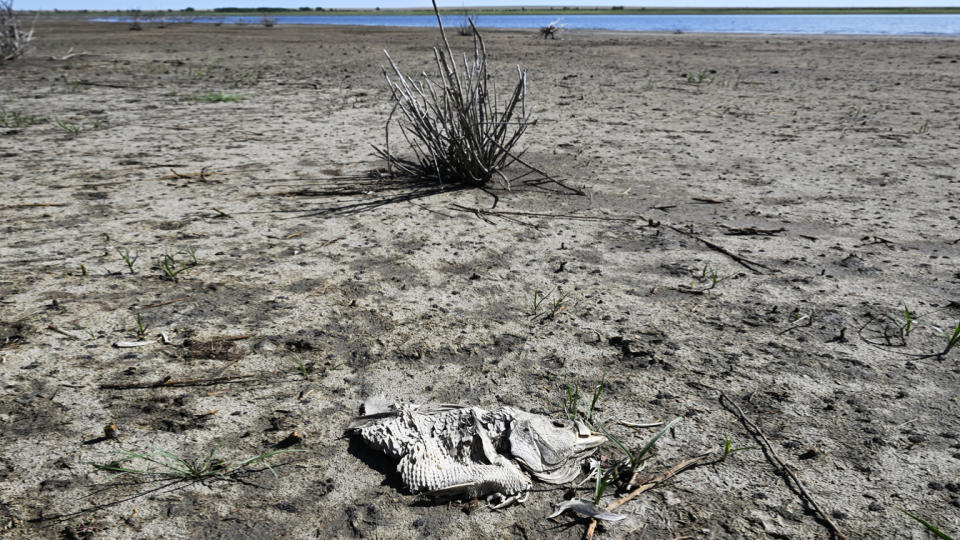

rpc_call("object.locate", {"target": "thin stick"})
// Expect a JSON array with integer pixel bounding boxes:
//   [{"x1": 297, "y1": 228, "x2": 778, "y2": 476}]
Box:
[
  {"x1": 450, "y1": 204, "x2": 634, "y2": 222},
  {"x1": 585, "y1": 447, "x2": 717, "y2": 539},
  {"x1": 719, "y1": 391, "x2": 847, "y2": 540},
  {"x1": 47, "y1": 324, "x2": 80, "y2": 340},
  {"x1": 4, "y1": 203, "x2": 67, "y2": 208},
  {"x1": 203, "y1": 334, "x2": 253, "y2": 342},
  {"x1": 139, "y1": 295, "x2": 196, "y2": 310},
  {"x1": 664, "y1": 223, "x2": 774, "y2": 274},
  {"x1": 618, "y1": 420, "x2": 665, "y2": 429},
  {"x1": 100, "y1": 375, "x2": 254, "y2": 390}
]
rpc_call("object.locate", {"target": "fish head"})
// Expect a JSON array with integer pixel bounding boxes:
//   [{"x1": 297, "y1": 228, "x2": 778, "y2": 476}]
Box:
[{"x1": 507, "y1": 414, "x2": 605, "y2": 484}]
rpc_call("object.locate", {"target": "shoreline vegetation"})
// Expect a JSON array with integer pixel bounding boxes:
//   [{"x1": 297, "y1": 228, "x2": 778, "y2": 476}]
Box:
[{"x1": 31, "y1": 7, "x2": 960, "y2": 17}]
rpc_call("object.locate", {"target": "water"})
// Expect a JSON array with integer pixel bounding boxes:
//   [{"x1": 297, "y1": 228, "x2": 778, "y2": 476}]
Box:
[{"x1": 94, "y1": 14, "x2": 960, "y2": 36}]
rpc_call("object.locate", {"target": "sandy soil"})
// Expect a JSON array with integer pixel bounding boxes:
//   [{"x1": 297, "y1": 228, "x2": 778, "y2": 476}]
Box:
[{"x1": 1, "y1": 20, "x2": 959, "y2": 539}]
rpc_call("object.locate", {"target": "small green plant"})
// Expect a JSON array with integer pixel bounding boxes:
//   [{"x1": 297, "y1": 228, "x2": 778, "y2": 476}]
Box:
[
  {"x1": 530, "y1": 288, "x2": 570, "y2": 318},
  {"x1": 91, "y1": 447, "x2": 302, "y2": 483},
  {"x1": 941, "y1": 321, "x2": 960, "y2": 358},
  {"x1": 117, "y1": 247, "x2": 139, "y2": 273},
  {"x1": 900, "y1": 509, "x2": 954, "y2": 540},
  {"x1": 902, "y1": 305, "x2": 914, "y2": 337},
  {"x1": 531, "y1": 289, "x2": 548, "y2": 317},
  {"x1": 155, "y1": 248, "x2": 198, "y2": 282},
  {"x1": 184, "y1": 245, "x2": 198, "y2": 265},
  {"x1": 700, "y1": 264, "x2": 719, "y2": 285},
  {"x1": 193, "y1": 91, "x2": 245, "y2": 103},
  {"x1": 60, "y1": 74, "x2": 82, "y2": 93},
  {"x1": 547, "y1": 292, "x2": 570, "y2": 318},
  {"x1": 720, "y1": 434, "x2": 756, "y2": 462},
  {"x1": 593, "y1": 461, "x2": 609, "y2": 504},
  {"x1": 917, "y1": 119, "x2": 930, "y2": 134},
  {"x1": 587, "y1": 375, "x2": 604, "y2": 424},
  {"x1": 563, "y1": 376, "x2": 604, "y2": 424},
  {"x1": 599, "y1": 417, "x2": 682, "y2": 470},
  {"x1": 134, "y1": 313, "x2": 147, "y2": 338},
  {"x1": 562, "y1": 379, "x2": 583, "y2": 421},
  {"x1": 679, "y1": 263, "x2": 728, "y2": 293},
  {"x1": 687, "y1": 68, "x2": 714, "y2": 84},
  {"x1": 55, "y1": 118, "x2": 81, "y2": 137},
  {"x1": 588, "y1": 417, "x2": 681, "y2": 504},
  {"x1": 292, "y1": 355, "x2": 314, "y2": 377},
  {"x1": 189, "y1": 66, "x2": 209, "y2": 79},
  {"x1": 0, "y1": 107, "x2": 44, "y2": 128}
]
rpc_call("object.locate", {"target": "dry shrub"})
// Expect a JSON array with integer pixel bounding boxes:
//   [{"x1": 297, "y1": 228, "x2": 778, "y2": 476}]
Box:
[
  {"x1": 1, "y1": 0, "x2": 33, "y2": 62},
  {"x1": 539, "y1": 20, "x2": 563, "y2": 40},
  {"x1": 374, "y1": 1, "x2": 536, "y2": 188},
  {"x1": 457, "y1": 13, "x2": 478, "y2": 36}
]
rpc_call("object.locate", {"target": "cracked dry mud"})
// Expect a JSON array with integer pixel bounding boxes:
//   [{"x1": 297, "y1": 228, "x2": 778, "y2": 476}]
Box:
[{"x1": 1, "y1": 20, "x2": 959, "y2": 539}]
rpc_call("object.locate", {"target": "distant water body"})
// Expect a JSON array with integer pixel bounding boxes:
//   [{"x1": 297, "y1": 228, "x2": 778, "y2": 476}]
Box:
[{"x1": 94, "y1": 14, "x2": 960, "y2": 36}]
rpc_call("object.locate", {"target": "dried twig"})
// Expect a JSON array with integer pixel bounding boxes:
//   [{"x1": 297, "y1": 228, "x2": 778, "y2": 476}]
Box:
[
  {"x1": 4, "y1": 203, "x2": 67, "y2": 209},
  {"x1": 450, "y1": 204, "x2": 634, "y2": 222},
  {"x1": 719, "y1": 391, "x2": 847, "y2": 540},
  {"x1": 664, "y1": 223, "x2": 774, "y2": 274},
  {"x1": 724, "y1": 226, "x2": 786, "y2": 236},
  {"x1": 139, "y1": 295, "x2": 196, "y2": 310},
  {"x1": 100, "y1": 375, "x2": 255, "y2": 390},
  {"x1": 50, "y1": 47, "x2": 90, "y2": 60},
  {"x1": 47, "y1": 324, "x2": 80, "y2": 340}
]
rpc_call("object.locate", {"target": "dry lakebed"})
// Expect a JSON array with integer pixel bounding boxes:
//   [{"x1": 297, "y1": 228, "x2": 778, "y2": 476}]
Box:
[{"x1": 1, "y1": 20, "x2": 959, "y2": 539}]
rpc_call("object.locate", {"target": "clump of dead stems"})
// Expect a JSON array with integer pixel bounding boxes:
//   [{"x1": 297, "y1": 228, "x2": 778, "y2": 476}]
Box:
[
  {"x1": 539, "y1": 19, "x2": 563, "y2": 40},
  {"x1": 1, "y1": 0, "x2": 33, "y2": 63},
  {"x1": 374, "y1": 1, "x2": 536, "y2": 188}
]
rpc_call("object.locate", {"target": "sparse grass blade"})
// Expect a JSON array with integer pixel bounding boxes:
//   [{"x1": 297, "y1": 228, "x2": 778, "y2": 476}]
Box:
[
  {"x1": 587, "y1": 375, "x2": 604, "y2": 424},
  {"x1": 593, "y1": 461, "x2": 605, "y2": 503},
  {"x1": 563, "y1": 380, "x2": 581, "y2": 421},
  {"x1": 634, "y1": 417, "x2": 682, "y2": 463},
  {"x1": 597, "y1": 422, "x2": 635, "y2": 465},
  {"x1": 0, "y1": 106, "x2": 44, "y2": 128},
  {"x1": 55, "y1": 118, "x2": 81, "y2": 137},
  {"x1": 942, "y1": 321, "x2": 960, "y2": 358},
  {"x1": 720, "y1": 434, "x2": 757, "y2": 462},
  {"x1": 135, "y1": 313, "x2": 147, "y2": 338},
  {"x1": 117, "y1": 246, "x2": 139, "y2": 273},
  {"x1": 901, "y1": 509, "x2": 955, "y2": 540}
]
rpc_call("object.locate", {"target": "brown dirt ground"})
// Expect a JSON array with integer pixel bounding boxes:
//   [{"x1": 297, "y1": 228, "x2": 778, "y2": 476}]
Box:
[{"x1": 1, "y1": 19, "x2": 959, "y2": 540}]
